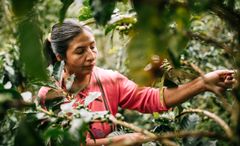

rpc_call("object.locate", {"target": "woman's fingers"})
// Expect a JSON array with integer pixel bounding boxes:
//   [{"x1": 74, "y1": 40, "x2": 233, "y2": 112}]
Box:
[
  {"x1": 219, "y1": 71, "x2": 234, "y2": 81},
  {"x1": 226, "y1": 75, "x2": 234, "y2": 80},
  {"x1": 217, "y1": 81, "x2": 234, "y2": 88},
  {"x1": 206, "y1": 70, "x2": 236, "y2": 91},
  {"x1": 215, "y1": 74, "x2": 237, "y2": 94},
  {"x1": 217, "y1": 76, "x2": 235, "y2": 87}
]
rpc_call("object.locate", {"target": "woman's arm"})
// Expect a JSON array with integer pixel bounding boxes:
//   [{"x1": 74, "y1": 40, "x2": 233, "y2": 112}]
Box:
[
  {"x1": 163, "y1": 70, "x2": 235, "y2": 108},
  {"x1": 86, "y1": 133, "x2": 146, "y2": 146}
]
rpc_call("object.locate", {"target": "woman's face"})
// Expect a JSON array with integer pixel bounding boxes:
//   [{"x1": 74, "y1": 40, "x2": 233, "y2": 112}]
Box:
[{"x1": 64, "y1": 29, "x2": 97, "y2": 77}]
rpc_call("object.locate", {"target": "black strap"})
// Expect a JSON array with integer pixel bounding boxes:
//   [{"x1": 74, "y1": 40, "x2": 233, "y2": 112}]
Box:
[
  {"x1": 94, "y1": 71, "x2": 116, "y2": 131},
  {"x1": 94, "y1": 72, "x2": 111, "y2": 114}
]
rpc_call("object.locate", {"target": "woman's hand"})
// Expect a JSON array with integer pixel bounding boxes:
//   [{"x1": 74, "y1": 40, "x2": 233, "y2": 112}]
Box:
[
  {"x1": 86, "y1": 132, "x2": 147, "y2": 146},
  {"x1": 109, "y1": 133, "x2": 147, "y2": 146},
  {"x1": 203, "y1": 70, "x2": 235, "y2": 94},
  {"x1": 163, "y1": 69, "x2": 236, "y2": 108}
]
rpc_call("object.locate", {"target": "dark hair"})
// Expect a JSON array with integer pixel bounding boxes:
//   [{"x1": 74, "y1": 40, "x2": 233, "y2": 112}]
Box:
[{"x1": 44, "y1": 19, "x2": 92, "y2": 65}]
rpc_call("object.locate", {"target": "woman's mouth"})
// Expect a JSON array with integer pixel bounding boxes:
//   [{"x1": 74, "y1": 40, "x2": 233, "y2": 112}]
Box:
[{"x1": 84, "y1": 64, "x2": 95, "y2": 69}]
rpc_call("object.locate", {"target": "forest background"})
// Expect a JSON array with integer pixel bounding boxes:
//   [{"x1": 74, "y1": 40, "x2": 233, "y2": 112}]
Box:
[{"x1": 0, "y1": 0, "x2": 240, "y2": 145}]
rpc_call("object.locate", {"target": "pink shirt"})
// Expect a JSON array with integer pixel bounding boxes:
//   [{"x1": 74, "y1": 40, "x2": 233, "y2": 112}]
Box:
[{"x1": 38, "y1": 67, "x2": 168, "y2": 139}]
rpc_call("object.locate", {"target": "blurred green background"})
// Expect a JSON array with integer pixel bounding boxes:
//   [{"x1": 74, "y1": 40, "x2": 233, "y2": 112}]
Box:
[{"x1": 0, "y1": 0, "x2": 240, "y2": 145}]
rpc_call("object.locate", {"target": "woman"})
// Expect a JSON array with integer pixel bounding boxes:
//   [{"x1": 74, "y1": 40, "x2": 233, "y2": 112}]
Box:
[{"x1": 39, "y1": 19, "x2": 235, "y2": 145}]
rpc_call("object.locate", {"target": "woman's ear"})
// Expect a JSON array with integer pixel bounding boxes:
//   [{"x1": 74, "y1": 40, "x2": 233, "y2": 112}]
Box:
[{"x1": 56, "y1": 54, "x2": 63, "y2": 61}]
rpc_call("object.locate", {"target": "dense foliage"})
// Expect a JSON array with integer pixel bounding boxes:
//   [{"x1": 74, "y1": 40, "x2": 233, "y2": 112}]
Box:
[{"x1": 0, "y1": 0, "x2": 240, "y2": 145}]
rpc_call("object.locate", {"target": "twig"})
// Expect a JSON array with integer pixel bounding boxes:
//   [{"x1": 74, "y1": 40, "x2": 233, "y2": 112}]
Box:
[
  {"x1": 158, "y1": 130, "x2": 225, "y2": 139},
  {"x1": 37, "y1": 107, "x2": 74, "y2": 120},
  {"x1": 189, "y1": 62, "x2": 205, "y2": 77},
  {"x1": 82, "y1": 18, "x2": 96, "y2": 26},
  {"x1": 187, "y1": 31, "x2": 234, "y2": 55},
  {"x1": 212, "y1": 3, "x2": 240, "y2": 35},
  {"x1": 182, "y1": 61, "x2": 232, "y2": 113},
  {"x1": 37, "y1": 107, "x2": 54, "y2": 116},
  {"x1": 109, "y1": 115, "x2": 156, "y2": 137},
  {"x1": 161, "y1": 139, "x2": 179, "y2": 146},
  {"x1": 139, "y1": 130, "x2": 227, "y2": 144},
  {"x1": 109, "y1": 123, "x2": 226, "y2": 146},
  {"x1": 176, "y1": 108, "x2": 233, "y2": 139},
  {"x1": 181, "y1": 61, "x2": 205, "y2": 78},
  {"x1": 231, "y1": 71, "x2": 240, "y2": 142},
  {"x1": 109, "y1": 115, "x2": 178, "y2": 146},
  {"x1": 215, "y1": 93, "x2": 232, "y2": 113},
  {"x1": 111, "y1": 138, "x2": 178, "y2": 146}
]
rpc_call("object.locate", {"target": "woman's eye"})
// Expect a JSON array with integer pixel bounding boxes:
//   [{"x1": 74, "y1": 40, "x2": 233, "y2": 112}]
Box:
[
  {"x1": 75, "y1": 48, "x2": 84, "y2": 54},
  {"x1": 90, "y1": 46, "x2": 95, "y2": 50}
]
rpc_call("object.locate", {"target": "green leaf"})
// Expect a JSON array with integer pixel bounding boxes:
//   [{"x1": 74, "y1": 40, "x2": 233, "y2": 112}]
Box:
[
  {"x1": 18, "y1": 19, "x2": 48, "y2": 81},
  {"x1": 105, "y1": 24, "x2": 117, "y2": 35},
  {"x1": 79, "y1": 109, "x2": 108, "y2": 122},
  {"x1": 31, "y1": 80, "x2": 58, "y2": 89},
  {"x1": 12, "y1": 0, "x2": 48, "y2": 81},
  {"x1": 180, "y1": 114, "x2": 200, "y2": 130},
  {"x1": 188, "y1": 0, "x2": 212, "y2": 13},
  {"x1": 45, "y1": 95, "x2": 65, "y2": 112},
  {"x1": 152, "y1": 112, "x2": 175, "y2": 133},
  {"x1": 14, "y1": 118, "x2": 45, "y2": 146},
  {"x1": 44, "y1": 127, "x2": 65, "y2": 139},
  {"x1": 180, "y1": 114, "x2": 219, "y2": 145},
  {"x1": 84, "y1": 92, "x2": 101, "y2": 107},
  {"x1": 89, "y1": 0, "x2": 116, "y2": 25},
  {"x1": 0, "y1": 84, "x2": 4, "y2": 89},
  {"x1": 69, "y1": 118, "x2": 84, "y2": 138},
  {"x1": 10, "y1": 0, "x2": 38, "y2": 17},
  {"x1": 0, "y1": 88, "x2": 22, "y2": 102},
  {"x1": 105, "y1": 13, "x2": 137, "y2": 35},
  {"x1": 83, "y1": 0, "x2": 90, "y2": 6},
  {"x1": 79, "y1": 5, "x2": 93, "y2": 21},
  {"x1": 60, "y1": 0, "x2": 74, "y2": 23},
  {"x1": 0, "y1": 88, "x2": 33, "y2": 117},
  {"x1": 168, "y1": 47, "x2": 181, "y2": 68},
  {"x1": 66, "y1": 74, "x2": 76, "y2": 91},
  {"x1": 127, "y1": 32, "x2": 157, "y2": 85},
  {"x1": 20, "y1": 91, "x2": 33, "y2": 103},
  {"x1": 53, "y1": 61, "x2": 65, "y2": 82},
  {"x1": 152, "y1": 124, "x2": 174, "y2": 133},
  {"x1": 44, "y1": 126, "x2": 82, "y2": 146}
]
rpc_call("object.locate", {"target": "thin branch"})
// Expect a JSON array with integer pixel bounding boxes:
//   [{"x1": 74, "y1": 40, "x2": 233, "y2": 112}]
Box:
[
  {"x1": 111, "y1": 138, "x2": 178, "y2": 146},
  {"x1": 182, "y1": 61, "x2": 232, "y2": 113},
  {"x1": 82, "y1": 18, "x2": 96, "y2": 26},
  {"x1": 231, "y1": 71, "x2": 240, "y2": 141},
  {"x1": 186, "y1": 31, "x2": 234, "y2": 55},
  {"x1": 109, "y1": 113, "x2": 227, "y2": 145},
  {"x1": 156, "y1": 130, "x2": 226, "y2": 140},
  {"x1": 37, "y1": 107, "x2": 55, "y2": 116},
  {"x1": 138, "y1": 130, "x2": 227, "y2": 145},
  {"x1": 109, "y1": 115, "x2": 178, "y2": 146},
  {"x1": 161, "y1": 139, "x2": 179, "y2": 146},
  {"x1": 111, "y1": 130, "x2": 226, "y2": 146},
  {"x1": 211, "y1": 3, "x2": 240, "y2": 35},
  {"x1": 109, "y1": 115, "x2": 228, "y2": 145},
  {"x1": 169, "y1": 0, "x2": 240, "y2": 36},
  {"x1": 109, "y1": 115, "x2": 156, "y2": 137},
  {"x1": 189, "y1": 61, "x2": 205, "y2": 76},
  {"x1": 176, "y1": 108, "x2": 233, "y2": 139}
]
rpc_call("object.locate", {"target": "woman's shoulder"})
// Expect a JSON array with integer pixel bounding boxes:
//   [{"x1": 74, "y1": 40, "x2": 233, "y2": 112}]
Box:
[
  {"x1": 94, "y1": 66, "x2": 121, "y2": 76},
  {"x1": 94, "y1": 66, "x2": 127, "y2": 81}
]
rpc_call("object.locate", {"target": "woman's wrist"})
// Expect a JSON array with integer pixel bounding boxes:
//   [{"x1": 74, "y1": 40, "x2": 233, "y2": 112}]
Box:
[
  {"x1": 198, "y1": 76, "x2": 208, "y2": 92},
  {"x1": 108, "y1": 137, "x2": 113, "y2": 145}
]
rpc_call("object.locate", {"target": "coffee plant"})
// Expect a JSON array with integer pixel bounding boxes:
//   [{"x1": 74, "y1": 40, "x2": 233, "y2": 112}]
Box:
[{"x1": 0, "y1": 0, "x2": 240, "y2": 145}]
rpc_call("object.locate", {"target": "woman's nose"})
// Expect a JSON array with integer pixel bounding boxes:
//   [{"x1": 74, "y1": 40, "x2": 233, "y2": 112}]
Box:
[{"x1": 86, "y1": 48, "x2": 96, "y2": 61}]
